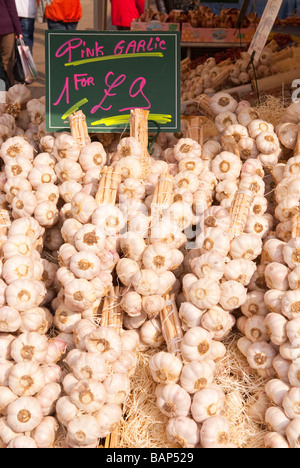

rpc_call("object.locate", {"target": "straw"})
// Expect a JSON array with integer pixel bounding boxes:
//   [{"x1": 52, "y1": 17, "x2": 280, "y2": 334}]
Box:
[
  {"x1": 228, "y1": 189, "x2": 254, "y2": 239},
  {"x1": 68, "y1": 110, "x2": 91, "y2": 148},
  {"x1": 95, "y1": 166, "x2": 122, "y2": 205},
  {"x1": 160, "y1": 294, "x2": 183, "y2": 358}
]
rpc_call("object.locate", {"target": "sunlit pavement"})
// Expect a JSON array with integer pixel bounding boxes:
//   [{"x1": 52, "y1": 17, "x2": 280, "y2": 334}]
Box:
[{"x1": 28, "y1": 0, "x2": 96, "y2": 99}]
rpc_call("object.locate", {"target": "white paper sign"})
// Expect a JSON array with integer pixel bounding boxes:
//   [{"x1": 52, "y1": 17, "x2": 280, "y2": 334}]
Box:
[{"x1": 248, "y1": 0, "x2": 283, "y2": 61}]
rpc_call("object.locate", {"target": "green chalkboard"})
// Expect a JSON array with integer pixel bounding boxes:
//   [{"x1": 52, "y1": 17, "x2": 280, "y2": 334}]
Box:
[{"x1": 45, "y1": 30, "x2": 181, "y2": 133}]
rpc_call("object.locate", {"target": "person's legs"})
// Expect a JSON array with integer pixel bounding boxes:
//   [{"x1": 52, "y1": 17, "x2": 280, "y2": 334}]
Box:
[
  {"x1": 0, "y1": 33, "x2": 15, "y2": 86},
  {"x1": 47, "y1": 20, "x2": 78, "y2": 30},
  {"x1": 19, "y1": 17, "x2": 35, "y2": 54},
  {"x1": 65, "y1": 22, "x2": 78, "y2": 30}
]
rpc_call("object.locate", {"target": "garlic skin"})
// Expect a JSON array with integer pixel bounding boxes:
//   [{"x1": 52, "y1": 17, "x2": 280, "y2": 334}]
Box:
[
  {"x1": 69, "y1": 378, "x2": 107, "y2": 413},
  {"x1": 149, "y1": 351, "x2": 182, "y2": 384},
  {"x1": 180, "y1": 360, "x2": 215, "y2": 394},
  {"x1": 186, "y1": 278, "x2": 221, "y2": 311},
  {"x1": 244, "y1": 315, "x2": 269, "y2": 343},
  {"x1": 282, "y1": 388, "x2": 300, "y2": 420},
  {"x1": 265, "y1": 379, "x2": 290, "y2": 407},
  {"x1": 31, "y1": 416, "x2": 59, "y2": 448},
  {"x1": 93, "y1": 404, "x2": 123, "y2": 438},
  {"x1": 84, "y1": 327, "x2": 122, "y2": 363},
  {"x1": 166, "y1": 416, "x2": 200, "y2": 448},
  {"x1": 246, "y1": 341, "x2": 277, "y2": 370},
  {"x1": 103, "y1": 373, "x2": 130, "y2": 405},
  {"x1": 173, "y1": 138, "x2": 202, "y2": 161},
  {"x1": 0, "y1": 386, "x2": 18, "y2": 415},
  {"x1": 67, "y1": 414, "x2": 100, "y2": 447},
  {"x1": 120, "y1": 291, "x2": 142, "y2": 317},
  {"x1": 179, "y1": 302, "x2": 205, "y2": 330},
  {"x1": 191, "y1": 386, "x2": 225, "y2": 423},
  {"x1": 8, "y1": 354, "x2": 42, "y2": 390},
  {"x1": 286, "y1": 418, "x2": 300, "y2": 448},
  {"x1": 0, "y1": 306, "x2": 21, "y2": 333},
  {"x1": 200, "y1": 415, "x2": 232, "y2": 448},
  {"x1": 191, "y1": 252, "x2": 225, "y2": 283},
  {"x1": 155, "y1": 383, "x2": 191, "y2": 418},
  {"x1": 210, "y1": 92, "x2": 237, "y2": 116},
  {"x1": 264, "y1": 432, "x2": 289, "y2": 449},
  {"x1": 142, "y1": 295, "x2": 165, "y2": 319},
  {"x1": 212, "y1": 151, "x2": 241, "y2": 181},
  {"x1": 6, "y1": 396, "x2": 43, "y2": 433},
  {"x1": 286, "y1": 318, "x2": 300, "y2": 347},
  {"x1": 180, "y1": 326, "x2": 212, "y2": 362},
  {"x1": 264, "y1": 313, "x2": 287, "y2": 345},
  {"x1": 219, "y1": 281, "x2": 247, "y2": 311},
  {"x1": 56, "y1": 396, "x2": 80, "y2": 427},
  {"x1": 7, "y1": 435, "x2": 38, "y2": 448},
  {"x1": 10, "y1": 332, "x2": 48, "y2": 363},
  {"x1": 265, "y1": 406, "x2": 291, "y2": 437}
]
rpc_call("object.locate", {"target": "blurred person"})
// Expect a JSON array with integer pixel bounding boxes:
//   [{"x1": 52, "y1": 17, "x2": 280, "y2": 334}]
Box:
[
  {"x1": 0, "y1": 0, "x2": 23, "y2": 86},
  {"x1": 15, "y1": 0, "x2": 37, "y2": 53},
  {"x1": 111, "y1": 0, "x2": 145, "y2": 30},
  {"x1": 45, "y1": 0, "x2": 82, "y2": 30}
]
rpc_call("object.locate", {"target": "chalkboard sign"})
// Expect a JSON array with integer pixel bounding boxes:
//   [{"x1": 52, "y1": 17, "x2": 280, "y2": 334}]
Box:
[{"x1": 45, "y1": 31, "x2": 181, "y2": 133}]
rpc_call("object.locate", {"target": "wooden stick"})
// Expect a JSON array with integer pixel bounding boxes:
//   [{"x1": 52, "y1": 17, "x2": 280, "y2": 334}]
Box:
[
  {"x1": 217, "y1": 58, "x2": 232, "y2": 68},
  {"x1": 291, "y1": 130, "x2": 300, "y2": 239},
  {"x1": 221, "y1": 135, "x2": 241, "y2": 158},
  {"x1": 100, "y1": 286, "x2": 123, "y2": 332},
  {"x1": 270, "y1": 47, "x2": 294, "y2": 64},
  {"x1": 210, "y1": 65, "x2": 231, "y2": 89},
  {"x1": 187, "y1": 116, "x2": 203, "y2": 143},
  {"x1": 181, "y1": 57, "x2": 191, "y2": 73},
  {"x1": 151, "y1": 172, "x2": 174, "y2": 219},
  {"x1": 160, "y1": 294, "x2": 183, "y2": 358},
  {"x1": 194, "y1": 94, "x2": 215, "y2": 121},
  {"x1": 130, "y1": 109, "x2": 152, "y2": 180},
  {"x1": 227, "y1": 189, "x2": 254, "y2": 240},
  {"x1": 265, "y1": 39, "x2": 278, "y2": 52},
  {"x1": 68, "y1": 110, "x2": 91, "y2": 148},
  {"x1": 295, "y1": 130, "x2": 300, "y2": 157},
  {"x1": 292, "y1": 214, "x2": 300, "y2": 239},
  {"x1": 95, "y1": 166, "x2": 122, "y2": 205},
  {"x1": 101, "y1": 286, "x2": 123, "y2": 449},
  {"x1": 253, "y1": 68, "x2": 300, "y2": 93},
  {"x1": 0, "y1": 209, "x2": 10, "y2": 250}
]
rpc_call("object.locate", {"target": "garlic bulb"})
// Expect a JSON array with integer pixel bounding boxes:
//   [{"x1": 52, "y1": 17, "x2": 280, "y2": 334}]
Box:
[
  {"x1": 155, "y1": 383, "x2": 191, "y2": 418},
  {"x1": 181, "y1": 326, "x2": 212, "y2": 362},
  {"x1": 200, "y1": 415, "x2": 232, "y2": 448},
  {"x1": 210, "y1": 92, "x2": 237, "y2": 116},
  {"x1": 67, "y1": 414, "x2": 100, "y2": 447},
  {"x1": 6, "y1": 396, "x2": 43, "y2": 432},
  {"x1": 165, "y1": 416, "x2": 200, "y2": 448},
  {"x1": 191, "y1": 386, "x2": 225, "y2": 423},
  {"x1": 149, "y1": 351, "x2": 182, "y2": 384},
  {"x1": 173, "y1": 138, "x2": 201, "y2": 161},
  {"x1": 212, "y1": 151, "x2": 241, "y2": 181}
]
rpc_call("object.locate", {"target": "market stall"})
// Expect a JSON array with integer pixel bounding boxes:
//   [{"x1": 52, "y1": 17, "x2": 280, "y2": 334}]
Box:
[{"x1": 1, "y1": 0, "x2": 300, "y2": 451}]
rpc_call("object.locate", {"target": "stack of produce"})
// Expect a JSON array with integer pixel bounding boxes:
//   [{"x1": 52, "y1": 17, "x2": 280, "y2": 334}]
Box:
[
  {"x1": 181, "y1": 42, "x2": 287, "y2": 102},
  {"x1": 2, "y1": 81, "x2": 300, "y2": 448},
  {"x1": 234, "y1": 101, "x2": 300, "y2": 448},
  {"x1": 134, "y1": 6, "x2": 260, "y2": 29}
]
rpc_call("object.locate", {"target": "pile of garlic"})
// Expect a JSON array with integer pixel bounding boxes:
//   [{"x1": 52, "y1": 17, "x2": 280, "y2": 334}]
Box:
[
  {"x1": 235, "y1": 110, "x2": 300, "y2": 447},
  {"x1": 3, "y1": 81, "x2": 300, "y2": 448},
  {"x1": 146, "y1": 91, "x2": 286, "y2": 448},
  {"x1": 0, "y1": 214, "x2": 66, "y2": 448},
  {"x1": 107, "y1": 134, "x2": 183, "y2": 347}
]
